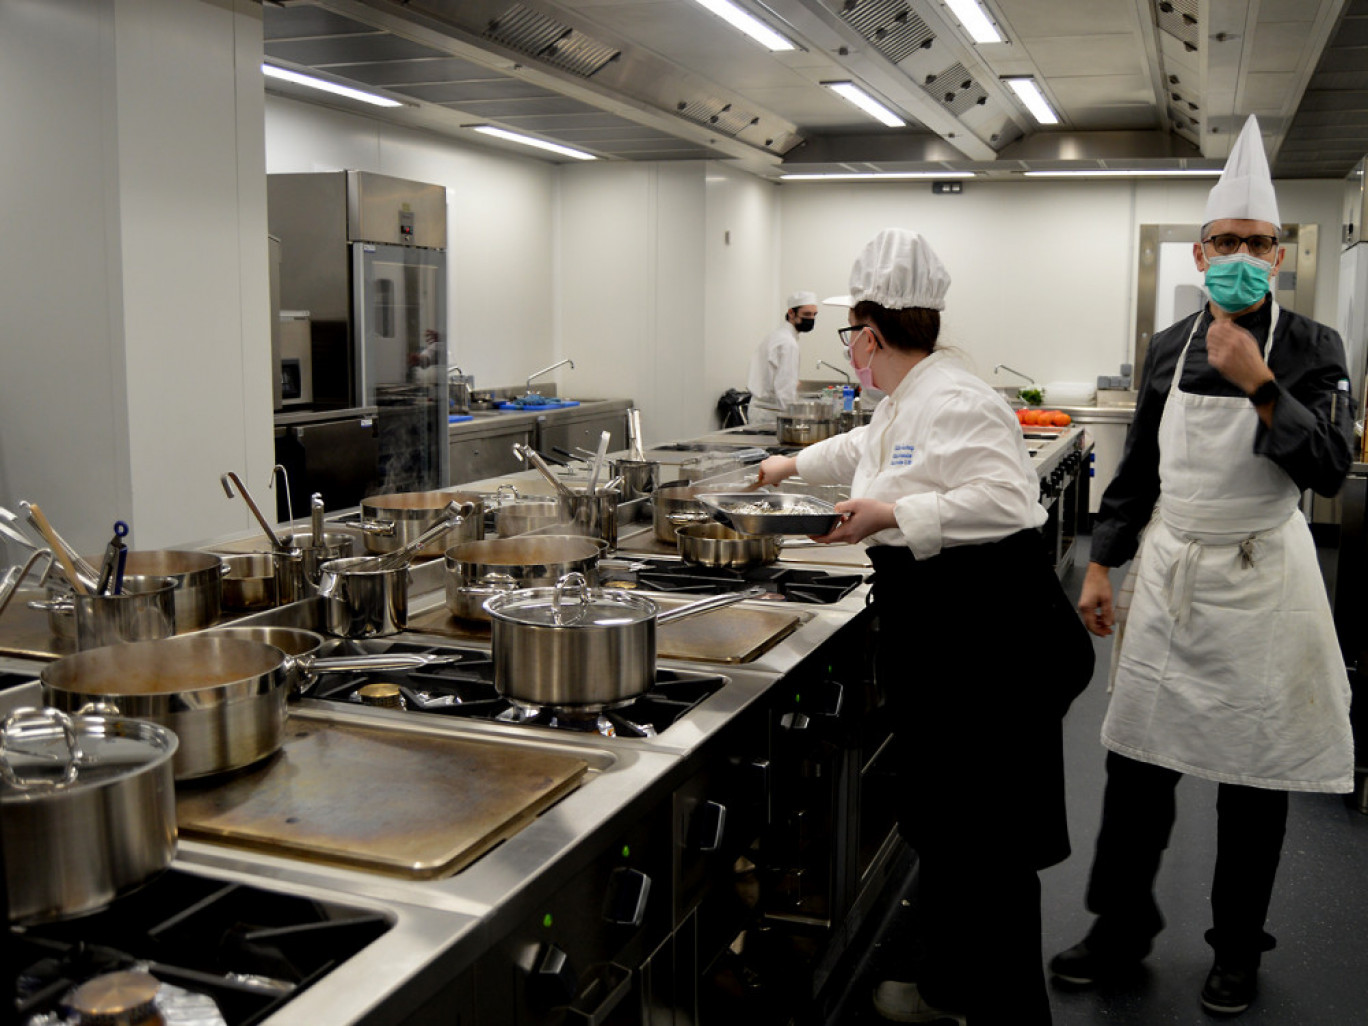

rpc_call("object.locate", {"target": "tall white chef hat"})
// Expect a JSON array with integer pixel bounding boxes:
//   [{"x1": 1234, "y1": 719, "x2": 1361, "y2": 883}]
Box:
[
  {"x1": 786, "y1": 290, "x2": 818, "y2": 309},
  {"x1": 841, "y1": 228, "x2": 951, "y2": 311},
  {"x1": 1203, "y1": 114, "x2": 1281, "y2": 229}
]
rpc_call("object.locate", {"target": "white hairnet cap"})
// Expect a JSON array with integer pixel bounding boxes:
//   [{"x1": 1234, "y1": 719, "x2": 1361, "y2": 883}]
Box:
[
  {"x1": 786, "y1": 290, "x2": 818, "y2": 309},
  {"x1": 1203, "y1": 114, "x2": 1281, "y2": 228},
  {"x1": 822, "y1": 294, "x2": 854, "y2": 307},
  {"x1": 848, "y1": 229, "x2": 951, "y2": 311}
]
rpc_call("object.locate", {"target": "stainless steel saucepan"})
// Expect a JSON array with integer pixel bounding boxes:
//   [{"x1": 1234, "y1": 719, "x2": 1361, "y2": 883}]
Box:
[
  {"x1": 358, "y1": 491, "x2": 485, "y2": 556},
  {"x1": 204, "y1": 626, "x2": 460, "y2": 693},
  {"x1": 486, "y1": 573, "x2": 763, "y2": 709},
  {"x1": 1, "y1": 706, "x2": 178, "y2": 923},
  {"x1": 444, "y1": 535, "x2": 604, "y2": 622},
  {"x1": 676, "y1": 522, "x2": 782, "y2": 570}
]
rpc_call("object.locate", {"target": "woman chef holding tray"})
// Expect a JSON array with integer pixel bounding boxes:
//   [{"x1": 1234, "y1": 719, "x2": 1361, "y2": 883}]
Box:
[{"x1": 757, "y1": 228, "x2": 1094, "y2": 1026}]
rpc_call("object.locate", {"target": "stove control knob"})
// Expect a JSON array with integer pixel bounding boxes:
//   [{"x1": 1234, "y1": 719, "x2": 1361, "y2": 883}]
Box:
[
  {"x1": 529, "y1": 944, "x2": 578, "y2": 1009},
  {"x1": 689, "y1": 800, "x2": 728, "y2": 852},
  {"x1": 603, "y1": 866, "x2": 652, "y2": 927}
]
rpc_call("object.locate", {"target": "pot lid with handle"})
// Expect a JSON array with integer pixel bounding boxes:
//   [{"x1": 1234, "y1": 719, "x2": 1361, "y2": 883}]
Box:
[{"x1": 0, "y1": 706, "x2": 177, "y2": 799}]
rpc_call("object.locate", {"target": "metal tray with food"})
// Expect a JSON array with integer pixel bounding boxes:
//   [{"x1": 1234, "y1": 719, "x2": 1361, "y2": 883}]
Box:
[{"x1": 697, "y1": 492, "x2": 845, "y2": 535}]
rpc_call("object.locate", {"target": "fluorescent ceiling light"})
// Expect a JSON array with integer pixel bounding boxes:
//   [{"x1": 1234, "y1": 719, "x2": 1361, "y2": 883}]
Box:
[
  {"x1": 944, "y1": 0, "x2": 1004, "y2": 44},
  {"x1": 262, "y1": 64, "x2": 401, "y2": 108},
  {"x1": 780, "y1": 171, "x2": 974, "y2": 181},
  {"x1": 1024, "y1": 169, "x2": 1222, "y2": 178},
  {"x1": 471, "y1": 125, "x2": 597, "y2": 161},
  {"x1": 1004, "y1": 77, "x2": 1059, "y2": 125},
  {"x1": 824, "y1": 82, "x2": 906, "y2": 128},
  {"x1": 691, "y1": 0, "x2": 796, "y2": 51}
]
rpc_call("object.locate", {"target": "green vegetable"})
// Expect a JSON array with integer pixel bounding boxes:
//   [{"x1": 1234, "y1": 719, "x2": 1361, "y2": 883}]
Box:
[{"x1": 1018, "y1": 388, "x2": 1044, "y2": 406}]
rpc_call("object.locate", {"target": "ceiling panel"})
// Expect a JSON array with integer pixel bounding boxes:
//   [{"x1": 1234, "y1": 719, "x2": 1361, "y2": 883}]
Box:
[{"x1": 258, "y1": 0, "x2": 1359, "y2": 176}]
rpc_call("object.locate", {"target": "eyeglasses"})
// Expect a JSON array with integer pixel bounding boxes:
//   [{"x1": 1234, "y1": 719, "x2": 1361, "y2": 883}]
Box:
[
  {"x1": 837, "y1": 325, "x2": 871, "y2": 354},
  {"x1": 1203, "y1": 233, "x2": 1279, "y2": 258}
]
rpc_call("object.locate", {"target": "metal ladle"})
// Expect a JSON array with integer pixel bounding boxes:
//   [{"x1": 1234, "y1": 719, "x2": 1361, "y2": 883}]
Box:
[{"x1": 221, "y1": 472, "x2": 288, "y2": 551}]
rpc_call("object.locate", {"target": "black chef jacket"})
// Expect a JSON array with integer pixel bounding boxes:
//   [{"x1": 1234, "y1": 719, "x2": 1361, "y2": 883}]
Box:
[{"x1": 1091, "y1": 297, "x2": 1355, "y2": 567}]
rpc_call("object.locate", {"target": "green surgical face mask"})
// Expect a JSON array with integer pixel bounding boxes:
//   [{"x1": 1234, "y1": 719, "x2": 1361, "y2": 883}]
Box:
[{"x1": 1205, "y1": 253, "x2": 1273, "y2": 312}]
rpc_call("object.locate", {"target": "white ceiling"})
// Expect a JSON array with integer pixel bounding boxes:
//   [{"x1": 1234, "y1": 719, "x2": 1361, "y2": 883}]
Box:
[{"x1": 261, "y1": 0, "x2": 1368, "y2": 179}]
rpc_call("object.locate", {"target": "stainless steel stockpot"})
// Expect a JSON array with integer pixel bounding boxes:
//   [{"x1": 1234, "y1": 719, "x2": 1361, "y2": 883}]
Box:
[
  {"x1": 494, "y1": 498, "x2": 564, "y2": 539},
  {"x1": 1, "y1": 706, "x2": 177, "y2": 923},
  {"x1": 485, "y1": 574, "x2": 760, "y2": 709},
  {"x1": 279, "y1": 530, "x2": 355, "y2": 587},
  {"x1": 676, "y1": 523, "x2": 782, "y2": 570},
  {"x1": 221, "y1": 553, "x2": 277, "y2": 611},
  {"x1": 31, "y1": 575, "x2": 178, "y2": 649},
  {"x1": 444, "y1": 535, "x2": 603, "y2": 622},
  {"x1": 359, "y1": 491, "x2": 484, "y2": 556},
  {"x1": 40, "y1": 635, "x2": 291, "y2": 780},
  {"x1": 119, "y1": 550, "x2": 225, "y2": 631},
  {"x1": 653, "y1": 481, "x2": 714, "y2": 544},
  {"x1": 776, "y1": 401, "x2": 840, "y2": 447}
]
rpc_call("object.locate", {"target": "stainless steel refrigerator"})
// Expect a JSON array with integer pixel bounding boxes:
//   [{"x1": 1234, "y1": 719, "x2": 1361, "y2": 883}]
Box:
[{"x1": 268, "y1": 170, "x2": 448, "y2": 511}]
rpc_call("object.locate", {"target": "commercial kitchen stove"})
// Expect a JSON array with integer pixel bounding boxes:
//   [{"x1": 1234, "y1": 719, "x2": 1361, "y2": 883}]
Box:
[{"x1": 597, "y1": 555, "x2": 863, "y2": 604}]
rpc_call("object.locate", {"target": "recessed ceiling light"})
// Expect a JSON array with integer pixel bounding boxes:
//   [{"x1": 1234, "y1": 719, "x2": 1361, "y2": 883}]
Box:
[
  {"x1": 262, "y1": 64, "x2": 402, "y2": 108},
  {"x1": 690, "y1": 0, "x2": 796, "y2": 51},
  {"x1": 780, "y1": 171, "x2": 974, "y2": 181},
  {"x1": 1024, "y1": 169, "x2": 1222, "y2": 178},
  {"x1": 823, "y1": 82, "x2": 906, "y2": 128},
  {"x1": 471, "y1": 126, "x2": 597, "y2": 161},
  {"x1": 944, "y1": 0, "x2": 1004, "y2": 44},
  {"x1": 1003, "y1": 77, "x2": 1059, "y2": 125}
]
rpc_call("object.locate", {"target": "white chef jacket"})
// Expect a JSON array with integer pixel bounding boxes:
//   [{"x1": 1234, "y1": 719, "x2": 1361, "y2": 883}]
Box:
[
  {"x1": 747, "y1": 321, "x2": 801, "y2": 421},
  {"x1": 794, "y1": 350, "x2": 1045, "y2": 558}
]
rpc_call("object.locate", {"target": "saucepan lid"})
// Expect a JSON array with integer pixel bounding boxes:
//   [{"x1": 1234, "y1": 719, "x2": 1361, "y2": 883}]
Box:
[{"x1": 0, "y1": 706, "x2": 177, "y2": 799}]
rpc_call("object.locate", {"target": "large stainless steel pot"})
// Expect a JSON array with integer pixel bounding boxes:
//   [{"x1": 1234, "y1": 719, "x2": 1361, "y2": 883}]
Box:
[
  {"x1": 653, "y1": 481, "x2": 714, "y2": 544},
  {"x1": 119, "y1": 550, "x2": 224, "y2": 631},
  {"x1": 676, "y1": 523, "x2": 782, "y2": 570},
  {"x1": 777, "y1": 400, "x2": 839, "y2": 446},
  {"x1": 221, "y1": 553, "x2": 277, "y2": 611},
  {"x1": 359, "y1": 491, "x2": 484, "y2": 556},
  {"x1": 444, "y1": 535, "x2": 603, "y2": 622},
  {"x1": 495, "y1": 498, "x2": 564, "y2": 538},
  {"x1": 486, "y1": 573, "x2": 761, "y2": 709},
  {"x1": 40, "y1": 635, "x2": 290, "y2": 780},
  {"x1": 278, "y1": 530, "x2": 355, "y2": 587},
  {"x1": 1, "y1": 707, "x2": 177, "y2": 923},
  {"x1": 31, "y1": 575, "x2": 178, "y2": 649}
]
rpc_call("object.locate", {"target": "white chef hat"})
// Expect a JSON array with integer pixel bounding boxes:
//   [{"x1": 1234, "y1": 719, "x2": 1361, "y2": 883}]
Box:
[
  {"x1": 1203, "y1": 114, "x2": 1281, "y2": 229},
  {"x1": 786, "y1": 290, "x2": 818, "y2": 309},
  {"x1": 846, "y1": 228, "x2": 951, "y2": 311}
]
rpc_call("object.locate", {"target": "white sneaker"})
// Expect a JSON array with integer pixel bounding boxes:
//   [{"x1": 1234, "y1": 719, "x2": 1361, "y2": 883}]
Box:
[{"x1": 871, "y1": 981, "x2": 967, "y2": 1024}]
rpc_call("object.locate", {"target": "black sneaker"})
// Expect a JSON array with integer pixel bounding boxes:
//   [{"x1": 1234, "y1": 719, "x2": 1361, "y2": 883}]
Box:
[
  {"x1": 1200, "y1": 962, "x2": 1257, "y2": 1015},
  {"x1": 1048, "y1": 939, "x2": 1143, "y2": 987}
]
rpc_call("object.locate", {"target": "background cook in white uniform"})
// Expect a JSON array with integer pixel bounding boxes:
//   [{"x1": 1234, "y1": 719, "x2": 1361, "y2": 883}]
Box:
[{"x1": 745, "y1": 290, "x2": 817, "y2": 423}]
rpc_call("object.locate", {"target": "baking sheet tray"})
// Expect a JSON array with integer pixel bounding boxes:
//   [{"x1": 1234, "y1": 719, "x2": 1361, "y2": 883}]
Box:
[
  {"x1": 406, "y1": 596, "x2": 804, "y2": 665},
  {"x1": 176, "y1": 720, "x2": 587, "y2": 878}
]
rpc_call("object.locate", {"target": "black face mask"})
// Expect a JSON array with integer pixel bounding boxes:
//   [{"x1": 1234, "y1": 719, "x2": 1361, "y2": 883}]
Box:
[{"x1": 794, "y1": 317, "x2": 816, "y2": 333}]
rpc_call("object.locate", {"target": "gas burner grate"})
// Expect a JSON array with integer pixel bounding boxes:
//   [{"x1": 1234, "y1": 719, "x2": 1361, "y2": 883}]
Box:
[
  {"x1": 9, "y1": 870, "x2": 390, "y2": 1026},
  {"x1": 600, "y1": 558, "x2": 862, "y2": 604},
  {"x1": 301, "y1": 639, "x2": 726, "y2": 737}
]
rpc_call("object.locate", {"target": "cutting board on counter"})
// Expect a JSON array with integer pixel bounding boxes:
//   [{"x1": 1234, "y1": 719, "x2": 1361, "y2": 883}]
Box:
[
  {"x1": 406, "y1": 597, "x2": 803, "y2": 664},
  {"x1": 176, "y1": 720, "x2": 587, "y2": 878}
]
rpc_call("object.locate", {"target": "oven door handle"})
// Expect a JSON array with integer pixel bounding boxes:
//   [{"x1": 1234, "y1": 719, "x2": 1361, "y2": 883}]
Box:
[{"x1": 692, "y1": 800, "x2": 727, "y2": 853}]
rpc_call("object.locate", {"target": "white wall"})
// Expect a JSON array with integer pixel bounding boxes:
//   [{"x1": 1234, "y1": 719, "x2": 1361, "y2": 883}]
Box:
[
  {"x1": 703, "y1": 165, "x2": 783, "y2": 417},
  {"x1": 556, "y1": 162, "x2": 710, "y2": 443},
  {"x1": 778, "y1": 178, "x2": 1345, "y2": 390},
  {"x1": 264, "y1": 97, "x2": 559, "y2": 392},
  {"x1": 0, "y1": 0, "x2": 274, "y2": 552}
]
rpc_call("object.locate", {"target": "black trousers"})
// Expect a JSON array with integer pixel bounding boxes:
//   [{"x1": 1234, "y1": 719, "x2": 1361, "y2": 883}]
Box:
[{"x1": 1084, "y1": 750, "x2": 1289, "y2": 963}]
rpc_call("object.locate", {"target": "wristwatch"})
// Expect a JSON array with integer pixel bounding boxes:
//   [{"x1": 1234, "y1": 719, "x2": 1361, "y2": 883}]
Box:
[{"x1": 1248, "y1": 379, "x2": 1280, "y2": 406}]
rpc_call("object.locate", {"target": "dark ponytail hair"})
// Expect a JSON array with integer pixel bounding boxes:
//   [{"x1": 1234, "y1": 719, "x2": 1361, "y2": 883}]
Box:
[{"x1": 852, "y1": 301, "x2": 940, "y2": 354}]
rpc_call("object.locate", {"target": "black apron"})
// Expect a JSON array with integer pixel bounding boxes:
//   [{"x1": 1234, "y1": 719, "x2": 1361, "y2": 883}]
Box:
[{"x1": 868, "y1": 531, "x2": 1093, "y2": 870}]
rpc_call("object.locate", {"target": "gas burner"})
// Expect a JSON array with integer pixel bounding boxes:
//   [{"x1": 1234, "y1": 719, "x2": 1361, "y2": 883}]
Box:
[
  {"x1": 8, "y1": 870, "x2": 390, "y2": 1026},
  {"x1": 302, "y1": 639, "x2": 723, "y2": 737},
  {"x1": 597, "y1": 558, "x2": 863, "y2": 605}
]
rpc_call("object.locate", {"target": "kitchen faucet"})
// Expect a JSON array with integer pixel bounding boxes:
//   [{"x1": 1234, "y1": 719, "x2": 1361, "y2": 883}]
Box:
[
  {"x1": 993, "y1": 364, "x2": 1036, "y2": 386},
  {"x1": 526, "y1": 358, "x2": 575, "y2": 394},
  {"x1": 816, "y1": 359, "x2": 851, "y2": 384}
]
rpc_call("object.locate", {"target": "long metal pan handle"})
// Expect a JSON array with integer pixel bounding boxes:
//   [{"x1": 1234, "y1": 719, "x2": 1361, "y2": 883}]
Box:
[
  {"x1": 221, "y1": 471, "x2": 288, "y2": 551},
  {"x1": 299, "y1": 652, "x2": 462, "y2": 674},
  {"x1": 656, "y1": 586, "x2": 767, "y2": 625},
  {"x1": 0, "y1": 549, "x2": 53, "y2": 619},
  {"x1": 514, "y1": 443, "x2": 576, "y2": 501}
]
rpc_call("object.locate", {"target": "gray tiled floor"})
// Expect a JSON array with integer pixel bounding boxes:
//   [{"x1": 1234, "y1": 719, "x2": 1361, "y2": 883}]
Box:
[{"x1": 827, "y1": 546, "x2": 1368, "y2": 1025}]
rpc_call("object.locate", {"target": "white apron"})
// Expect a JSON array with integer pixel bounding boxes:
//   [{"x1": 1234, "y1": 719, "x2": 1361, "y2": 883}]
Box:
[{"x1": 1102, "y1": 302, "x2": 1354, "y2": 792}]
